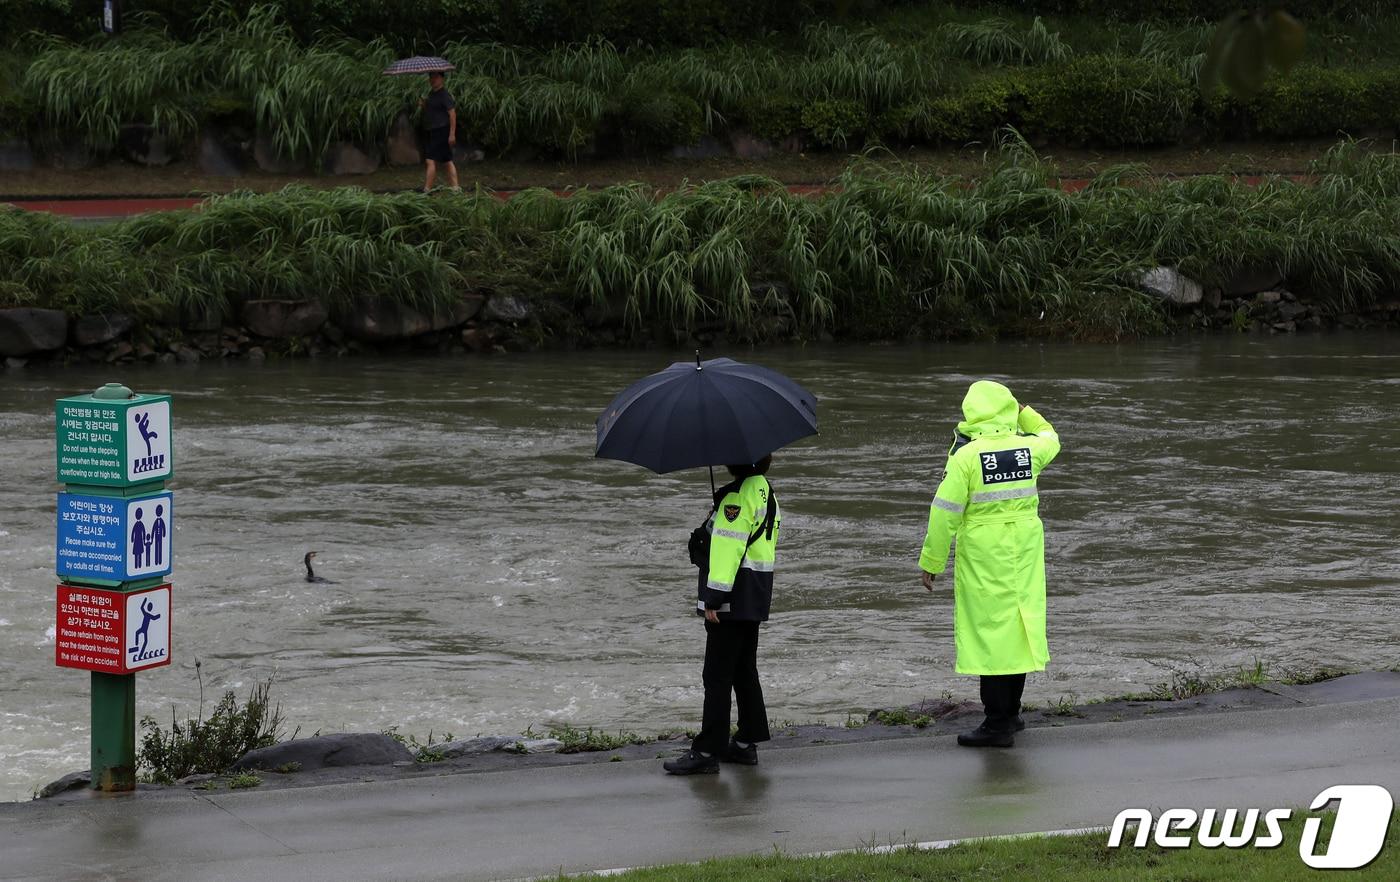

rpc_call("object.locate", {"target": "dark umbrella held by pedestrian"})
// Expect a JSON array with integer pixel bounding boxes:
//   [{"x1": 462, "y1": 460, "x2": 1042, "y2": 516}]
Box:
[{"x1": 595, "y1": 353, "x2": 818, "y2": 494}]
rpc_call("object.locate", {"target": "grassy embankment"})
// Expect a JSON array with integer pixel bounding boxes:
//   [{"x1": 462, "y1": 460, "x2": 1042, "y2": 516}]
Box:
[
  {"x1": 3, "y1": 1, "x2": 1400, "y2": 196},
  {"x1": 3, "y1": 140, "x2": 1398, "y2": 342},
  {"x1": 581, "y1": 816, "x2": 1398, "y2": 882}
]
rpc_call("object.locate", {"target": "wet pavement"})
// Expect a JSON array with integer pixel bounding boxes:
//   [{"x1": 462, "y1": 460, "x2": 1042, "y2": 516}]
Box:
[{"x1": 2, "y1": 691, "x2": 1397, "y2": 882}]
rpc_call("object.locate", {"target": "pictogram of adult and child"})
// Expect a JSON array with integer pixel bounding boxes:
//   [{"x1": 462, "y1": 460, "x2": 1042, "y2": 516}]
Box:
[{"x1": 129, "y1": 503, "x2": 166, "y2": 571}]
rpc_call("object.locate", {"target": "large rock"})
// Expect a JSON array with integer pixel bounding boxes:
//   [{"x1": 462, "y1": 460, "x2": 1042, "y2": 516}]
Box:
[
  {"x1": 453, "y1": 144, "x2": 485, "y2": 163},
  {"x1": 1222, "y1": 264, "x2": 1285, "y2": 297},
  {"x1": 670, "y1": 135, "x2": 729, "y2": 160},
  {"x1": 118, "y1": 124, "x2": 173, "y2": 167},
  {"x1": 0, "y1": 139, "x2": 34, "y2": 172},
  {"x1": 341, "y1": 295, "x2": 483, "y2": 342},
  {"x1": 231, "y1": 733, "x2": 414, "y2": 772},
  {"x1": 482, "y1": 293, "x2": 531, "y2": 323},
  {"x1": 37, "y1": 769, "x2": 90, "y2": 799},
  {"x1": 323, "y1": 142, "x2": 381, "y2": 176},
  {"x1": 253, "y1": 133, "x2": 303, "y2": 174},
  {"x1": 50, "y1": 144, "x2": 98, "y2": 170},
  {"x1": 0, "y1": 308, "x2": 68, "y2": 356},
  {"x1": 241, "y1": 299, "x2": 328, "y2": 338},
  {"x1": 729, "y1": 130, "x2": 774, "y2": 160},
  {"x1": 385, "y1": 113, "x2": 421, "y2": 166},
  {"x1": 430, "y1": 736, "x2": 565, "y2": 758},
  {"x1": 197, "y1": 132, "x2": 243, "y2": 177},
  {"x1": 72, "y1": 313, "x2": 135, "y2": 347},
  {"x1": 1138, "y1": 267, "x2": 1203, "y2": 306}
]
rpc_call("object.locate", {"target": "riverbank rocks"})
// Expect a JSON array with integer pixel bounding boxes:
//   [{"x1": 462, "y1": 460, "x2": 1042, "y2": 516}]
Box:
[
  {"x1": 0, "y1": 139, "x2": 34, "y2": 172},
  {"x1": 0, "y1": 308, "x2": 68, "y2": 356},
  {"x1": 197, "y1": 132, "x2": 243, "y2": 177},
  {"x1": 36, "y1": 769, "x2": 90, "y2": 799},
  {"x1": 670, "y1": 136, "x2": 729, "y2": 160},
  {"x1": 729, "y1": 131, "x2": 774, "y2": 160},
  {"x1": 242, "y1": 299, "x2": 329, "y2": 338},
  {"x1": 1138, "y1": 266, "x2": 1203, "y2": 306},
  {"x1": 385, "y1": 113, "x2": 421, "y2": 166},
  {"x1": 429, "y1": 736, "x2": 565, "y2": 759},
  {"x1": 254, "y1": 133, "x2": 303, "y2": 174},
  {"x1": 482, "y1": 293, "x2": 531, "y2": 323},
  {"x1": 341, "y1": 295, "x2": 484, "y2": 341},
  {"x1": 231, "y1": 733, "x2": 415, "y2": 772},
  {"x1": 118, "y1": 124, "x2": 174, "y2": 167},
  {"x1": 72, "y1": 313, "x2": 135, "y2": 347},
  {"x1": 1222, "y1": 264, "x2": 1285, "y2": 297},
  {"x1": 323, "y1": 142, "x2": 381, "y2": 176}
]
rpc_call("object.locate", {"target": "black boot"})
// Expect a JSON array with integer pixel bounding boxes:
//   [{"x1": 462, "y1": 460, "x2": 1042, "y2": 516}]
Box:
[
  {"x1": 663, "y1": 749, "x2": 719, "y2": 775},
  {"x1": 957, "y1": 725, "x2": 1015, "y2": 748},
  {"x1": 722, "y1": 738, "x2": 758, "y2": 765}
]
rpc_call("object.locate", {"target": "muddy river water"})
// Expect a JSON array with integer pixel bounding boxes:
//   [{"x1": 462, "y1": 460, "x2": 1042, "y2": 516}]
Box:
[{"x1": 2, "y1": 334, "x2": 1396, "y2": 799}]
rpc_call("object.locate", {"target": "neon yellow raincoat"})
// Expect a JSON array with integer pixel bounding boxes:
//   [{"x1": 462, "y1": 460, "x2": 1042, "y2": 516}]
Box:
[{"x1": 919, "y1": 381, "x2": 1060, "y2": 675}]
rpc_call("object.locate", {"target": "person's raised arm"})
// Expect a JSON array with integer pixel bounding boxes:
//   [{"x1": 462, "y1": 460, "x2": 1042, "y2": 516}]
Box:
[{"x1": 1017, "y1": 403, "x2": 1060, "y2": 469}]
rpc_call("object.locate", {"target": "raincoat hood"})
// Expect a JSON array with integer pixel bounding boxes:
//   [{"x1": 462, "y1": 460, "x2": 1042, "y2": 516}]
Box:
[{"x1": 957, "y1": 380, "x2": 1019, "y2": 438}]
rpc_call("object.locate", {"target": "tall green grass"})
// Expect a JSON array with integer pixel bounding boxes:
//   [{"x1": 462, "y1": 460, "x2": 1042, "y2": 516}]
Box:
[
  {"x1": 13, "y1": 3, "x2": 1400, "y2": 160},
  {"x1": 4, "y1": 140, "x2": 1398, "y2": 341}
]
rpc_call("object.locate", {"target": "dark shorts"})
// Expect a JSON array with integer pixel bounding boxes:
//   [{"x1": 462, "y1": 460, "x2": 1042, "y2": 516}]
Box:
[{"x1": 425, "y1": 126, "x2": 453, "y2": 163}]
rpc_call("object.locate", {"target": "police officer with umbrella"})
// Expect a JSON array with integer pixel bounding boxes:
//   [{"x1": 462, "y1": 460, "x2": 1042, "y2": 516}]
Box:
[
  {"x1": 596, "y1": 355, "x2": 817, "y2": 775},
  {"x1": 919, "y1": 380, "x2": 1060, "y2": 748}
]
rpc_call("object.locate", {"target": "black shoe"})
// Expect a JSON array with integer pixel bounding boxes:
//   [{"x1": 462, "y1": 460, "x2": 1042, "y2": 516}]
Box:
[
  {"x1": 957, "y1": 725, "x2": 1015, "y2": 748},
  {"x1": 663, "y1": 749, "x2": 719, "y2": 775},
  {"x1": 722, "y1": 739, "x2": 758, "y2": 765}
]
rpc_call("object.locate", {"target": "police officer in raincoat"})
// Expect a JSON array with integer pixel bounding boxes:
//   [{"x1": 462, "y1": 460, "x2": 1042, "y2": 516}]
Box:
[{"x1": 919, "y1": 380, "x2": 1060, "y2": 748}]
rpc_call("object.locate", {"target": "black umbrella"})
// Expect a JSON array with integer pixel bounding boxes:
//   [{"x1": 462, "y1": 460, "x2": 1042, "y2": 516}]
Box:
[{"x1": 595, "y1": 354, "x2": 817, "y2": 492}]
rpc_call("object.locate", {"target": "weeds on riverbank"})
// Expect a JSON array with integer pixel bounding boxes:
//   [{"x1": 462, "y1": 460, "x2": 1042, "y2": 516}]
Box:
[
  {"x1": 8, "y1": 3, "x2": 1400, "y2": 161},
  {"x1": 1108, "y1": 660, "x2": 1353, "y2": 703},
  {"x1": 535, "y1": 724, "x2": 652, "y2": 754},
  {"x1": 8, "y1": 139, "x2": 1400, "y2": 341},
  {"x1": 138, "y1": 668, "x2": 287, "y2": 783}
]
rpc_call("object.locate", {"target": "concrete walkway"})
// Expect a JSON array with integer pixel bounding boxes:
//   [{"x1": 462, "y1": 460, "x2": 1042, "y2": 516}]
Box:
[{"x1": 2, "y1": 696, "x2": 1396, "y2": 882}]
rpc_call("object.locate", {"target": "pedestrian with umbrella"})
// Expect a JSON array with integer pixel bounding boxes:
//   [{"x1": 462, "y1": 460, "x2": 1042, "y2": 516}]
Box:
[
  {"x1": 383, "y1": 56, "x2": 458, "y2": 192},
  {"x1": 596, "y1": 355, "x2": 817, "y2": 775}
]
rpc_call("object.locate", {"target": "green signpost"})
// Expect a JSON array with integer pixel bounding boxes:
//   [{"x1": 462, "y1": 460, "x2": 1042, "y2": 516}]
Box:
[{"x1": 54, "y1": 383, "x2": 174, "y2": 792}]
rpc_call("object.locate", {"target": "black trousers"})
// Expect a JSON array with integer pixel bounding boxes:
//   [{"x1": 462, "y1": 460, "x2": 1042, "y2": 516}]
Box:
[
  {"x1": 692, "y1": 620, "x2": 771, "y2": 755},
  {"x1": 979, "y1": 673, "x2": 1027, "y2": 732}
]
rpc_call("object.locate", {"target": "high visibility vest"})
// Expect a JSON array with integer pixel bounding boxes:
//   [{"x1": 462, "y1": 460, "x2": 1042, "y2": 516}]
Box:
[{"x1": 698, "y1": 475, "x2": 780, "y2": 622}]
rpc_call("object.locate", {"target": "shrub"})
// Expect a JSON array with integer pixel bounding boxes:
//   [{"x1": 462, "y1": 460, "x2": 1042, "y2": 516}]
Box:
[
  {"x1": 1250, "y1": 65, "x2": 1381, "y2": 138},
  {"x1": 801, "y1": 98, "x2": 868, "y2": 148},
  {"x1": 138, "y1": 675, "x2": 285, "y2": 783},
  {"x1": 739, "y1": 92, "x2": 806, "y2": 143},
  {"x1": 916, "y1": 74, "x2": 1024, "y2": 144},
  {"x1": 1020, "y1": 54, "x2": 1191, "y2": 146},
  {"x1": 617, "y1": 90, "x2": 704, "y2": 152}
]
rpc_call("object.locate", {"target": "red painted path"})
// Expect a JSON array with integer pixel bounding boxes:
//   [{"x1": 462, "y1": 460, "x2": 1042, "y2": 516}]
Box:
[{"x1": 3, "y1": 175, "x2": 1309, "y2": 220}]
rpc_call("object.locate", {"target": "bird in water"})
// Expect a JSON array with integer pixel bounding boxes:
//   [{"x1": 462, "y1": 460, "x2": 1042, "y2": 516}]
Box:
[{"x1": 304, "y1": 551, "x2": 336, "y2": 584}]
